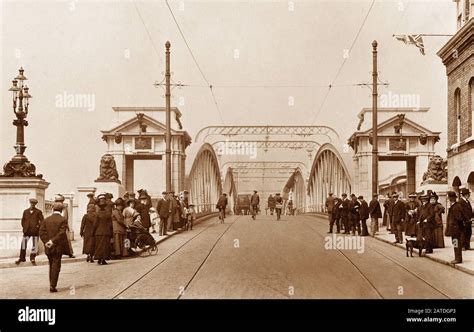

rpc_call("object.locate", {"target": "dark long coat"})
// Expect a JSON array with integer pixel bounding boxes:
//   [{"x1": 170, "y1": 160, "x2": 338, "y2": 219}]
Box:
[
  {"x1": 391, "y1": 200, "x2": 406, "y2": 224},
  {"x1": 445, "y1": 202, "x2": 464, "y2": 238},
  {"x1": 368, "y1": 199, "x2": 382, "y2": 219},
  {"x1": 404, "y1": 200, "x2": 420, "y2": 237},
  {"x1": 136, "y1": 202, "x2": 151, "y2": 229},
  {"x1": 359, "y1": 200, "x2": 369, "y2": 220},
  {"x1": 80, "y1": 212, "x2": 97, "y2": 255},
  {"x1": 93, "y1": 209, "x2": 113, "y2": 259}
]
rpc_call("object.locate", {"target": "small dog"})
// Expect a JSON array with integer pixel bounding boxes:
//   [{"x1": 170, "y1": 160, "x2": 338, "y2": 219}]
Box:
[{"x1": 406, "y1": 236, "x2": 426, "y2": 257}]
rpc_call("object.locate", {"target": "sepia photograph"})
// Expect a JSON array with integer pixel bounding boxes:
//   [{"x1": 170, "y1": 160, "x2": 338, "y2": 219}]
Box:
[{"x1": 0, "y1": 0, "x2": 473, "y2": 327}]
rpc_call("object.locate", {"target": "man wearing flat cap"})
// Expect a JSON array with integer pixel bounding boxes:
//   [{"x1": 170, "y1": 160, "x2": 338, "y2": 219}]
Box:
[
  {"x1": 446, "y1": 191, "x2": 464, "y2": 264},
  {"x1": 39, "y1": 202, "x2": 69, "y2": 292},
  {"x1": 459, "y1": 188, "x2": 473, "y2": 250},
  {"x1": 15, "y1": 198, "x2": 44, "y2": 265}
]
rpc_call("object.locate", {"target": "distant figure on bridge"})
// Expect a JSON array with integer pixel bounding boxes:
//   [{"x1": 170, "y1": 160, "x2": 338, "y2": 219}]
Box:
[
  {"x1": 358, "y1": 196, "x2": 369, "y2": 236},
  {"x1": 325, "y1": 193, "x2": 335, "y2": 233},
  {"x1": 267, "y1": 194, "x2": 276, "y2": 215},
  {"x1": 287, "y1": 200, "x2": 294, "y2": 215},
  {"x1": 339, "y1": 193, "x2": 349, "y2": 234},
  {"x1": 216, "y1": 193, "x2": 228, "y2": 223},
  {"x1": 275, "y1": 193, "x2": 283, "y2": 220},
  {"x1": 250, "y1": 190, "x2": 260, "y2": 220},
  {"x1": 368, "y1": 193, "x2": 382, "y2": 237}
]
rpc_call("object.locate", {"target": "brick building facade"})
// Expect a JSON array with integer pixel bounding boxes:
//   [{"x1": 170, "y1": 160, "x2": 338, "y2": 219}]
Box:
[{"x1": 437, "y1": 1, "x2": 473, "y2": 191}]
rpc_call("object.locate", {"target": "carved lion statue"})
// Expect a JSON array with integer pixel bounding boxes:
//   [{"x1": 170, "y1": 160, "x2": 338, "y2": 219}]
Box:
[
  {"x1": 422, "y1": 155, "x2": 447, "y2": 183},
  {"x1": 96, "y1": 154, "x2": 120, "y2": 182}
]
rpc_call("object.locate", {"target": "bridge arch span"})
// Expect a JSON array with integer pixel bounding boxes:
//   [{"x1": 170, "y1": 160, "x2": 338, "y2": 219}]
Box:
[
  {"x1": 188, "y1": 143, "x2": 222, "y2": 213},
  {"x1": 307, "y1": 143, "x2": 352, "y2": 212}
]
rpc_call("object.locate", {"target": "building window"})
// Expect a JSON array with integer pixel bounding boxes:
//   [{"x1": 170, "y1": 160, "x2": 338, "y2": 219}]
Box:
[
  {"x1": 470, "y1": 78, "x2": 474, "y2": 137},
  {"x1": 465, "y1": 0, "x2": 471, "y2": 21},
  {"x1": 455, "y1": 88, "x2": 461, "y2": 143}
]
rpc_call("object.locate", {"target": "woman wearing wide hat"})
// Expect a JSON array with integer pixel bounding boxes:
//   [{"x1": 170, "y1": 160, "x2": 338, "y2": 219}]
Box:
[{"x1": 93, "y1": 194, "x2": 113, "y2": 265}]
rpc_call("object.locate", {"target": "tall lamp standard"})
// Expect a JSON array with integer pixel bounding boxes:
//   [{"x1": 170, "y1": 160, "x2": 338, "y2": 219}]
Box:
[{"x1": 1, "y1": 67, "x2": 40, "y2": 178}]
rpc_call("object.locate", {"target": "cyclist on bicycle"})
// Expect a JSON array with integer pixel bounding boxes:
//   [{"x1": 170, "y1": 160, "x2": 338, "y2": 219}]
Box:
[{"x1": 216, "y1": 193, "x2": 228, "y2": 224}]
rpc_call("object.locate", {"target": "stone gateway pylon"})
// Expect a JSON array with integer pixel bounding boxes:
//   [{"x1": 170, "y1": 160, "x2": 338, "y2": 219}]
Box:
[{"x1": 77, "y1": 107, "x2": 191, "y2": 219}]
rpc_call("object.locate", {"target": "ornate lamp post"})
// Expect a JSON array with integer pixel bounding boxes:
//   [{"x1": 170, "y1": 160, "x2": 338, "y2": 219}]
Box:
[{"x1": 1, "y1": 67, "x2": 40, "y2": 178}]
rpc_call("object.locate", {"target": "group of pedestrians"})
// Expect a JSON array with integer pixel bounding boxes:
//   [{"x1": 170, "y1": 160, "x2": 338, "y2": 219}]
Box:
[
  {"x1": 326, "y1": 188, "x2": 473, "y2": 264},
  {"x1": 267, "y1": 194, "x2": 295, "y2": 217},
  {"x1": 326, "y1": 193, "x2": 375, "y2": 237},
  {"x1": 16, "y1": 189, "x2": 198, "y2": 293}
]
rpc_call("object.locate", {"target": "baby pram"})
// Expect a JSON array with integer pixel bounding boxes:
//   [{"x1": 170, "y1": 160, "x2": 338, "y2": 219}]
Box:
[{"x1": 127, "y1": 218, "x2": 158, "y2": 257}]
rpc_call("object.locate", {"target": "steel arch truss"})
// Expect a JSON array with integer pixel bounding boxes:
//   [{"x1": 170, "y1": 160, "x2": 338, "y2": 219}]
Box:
[
  {"x1": 188, "y1": 143, "x2": 223, "y2": 213},
  {"x1": 212, "y1": 140, "x2": 321, "y2": 151},
  {"x1": 221, "y1": 161, "x2": 307, "y2": 171},
  {"x1": 195, "y1": 126, "x2": 339, "y2": 143},
  {"x1": 307, "y1": 144, "x2": 352, "y2": 212},
  {"x1": 282, "y1": 168, "x2": 306, "y2": 214}
]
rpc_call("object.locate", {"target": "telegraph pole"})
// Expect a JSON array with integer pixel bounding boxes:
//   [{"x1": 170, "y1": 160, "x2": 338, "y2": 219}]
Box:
[
  {"x1": 371, "y1": 40, "x2": 378, "y2": 196},
  {"x1": 165, "y1": 41, "x2": 172, "y2": 192}
]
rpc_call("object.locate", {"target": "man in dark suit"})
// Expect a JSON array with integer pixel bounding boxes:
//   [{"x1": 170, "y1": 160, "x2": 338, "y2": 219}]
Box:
[
  {"x1": 390, "y1": 193, "x2": 406, "y2": 244},
  {"x1": 156, "y1": 191, "x2": 170, "y2": 236},
  {"x1": 339, "y1": 193, "x2": 350, "y2": 233},
  {"x1": 16, "y1": 198, "x2": 44, "y2": 265},
  {"x1": 446, "y1": 191, "x2": 465, "y2": 264},
  {"x1": 325, "y1": 193, "x2": 335, "y2": 233},
  {"x1": 348, "y1": 194, "x2": 360, "y2": 235},
  {"x1": 39, "y1": 202, "x2": 68, "y2": 292},
  {"x1": 459, "y1": 188, "x2": 473, "y2": 250},
  {"x1": 330, "y1": 197, "x2": 341, "y2": 233}
]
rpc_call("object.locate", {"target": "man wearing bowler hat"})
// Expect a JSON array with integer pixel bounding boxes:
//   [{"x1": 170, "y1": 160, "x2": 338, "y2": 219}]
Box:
[
  {"x1": 459, "y1": 188, "x2": 473, "y2": 250},
  {"x1": 16, "y1": 198, "x2": 44, "y2": 265}
]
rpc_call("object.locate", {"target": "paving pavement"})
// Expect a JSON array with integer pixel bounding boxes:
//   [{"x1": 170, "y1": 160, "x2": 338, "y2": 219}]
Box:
[
  {"x1": 0, "y1": 213, "x2": 216, "y2": 269},
  {"x1": 0, "y1": 213, "x2": 472, "y2": 299},
  {"x1": 309, "y1": 212, "x2": 474, "y2": 275}
]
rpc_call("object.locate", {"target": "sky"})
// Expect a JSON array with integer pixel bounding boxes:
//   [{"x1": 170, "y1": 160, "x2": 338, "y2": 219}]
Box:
[{"x1": 0, "y1": 0, "x2": 456, "y2": 197}]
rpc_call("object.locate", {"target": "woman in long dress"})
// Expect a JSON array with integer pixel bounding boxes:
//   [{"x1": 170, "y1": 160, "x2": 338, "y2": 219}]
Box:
[
  {"x1": 431, "y1": 192, "x2": 445, "y2": 248},
  {"x1": 112, "y1": 198, "x2": 128, "y2": 258},
  {"x1": 93, "y1": 195, "x2": 113, "y2": 265},
  {"x1": 80, "y1": 203, "x2": 97, "y2": 262}
]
